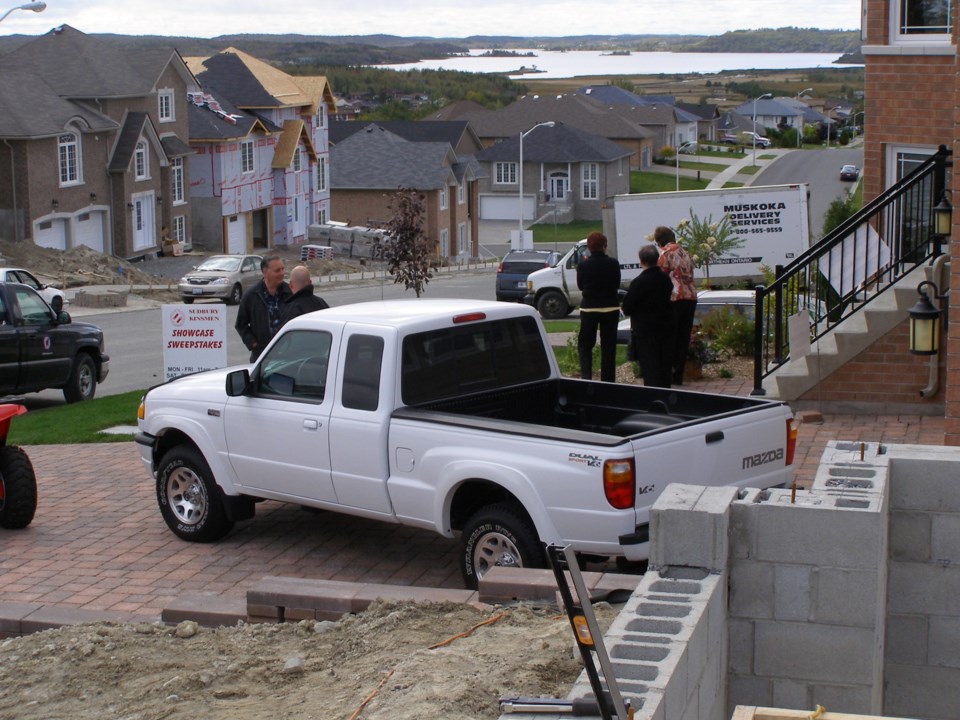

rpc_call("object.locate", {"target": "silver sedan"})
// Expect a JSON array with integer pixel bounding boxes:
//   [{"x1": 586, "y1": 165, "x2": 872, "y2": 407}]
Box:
[{"x1": 178, "y1": 254, "x2": 263, "y2": 305}]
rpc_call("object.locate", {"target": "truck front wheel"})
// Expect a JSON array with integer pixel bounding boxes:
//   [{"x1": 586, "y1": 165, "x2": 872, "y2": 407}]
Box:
[
  {"x1": 536, "y1": 290, "x2": 569, "y2": 320},
  {"x1": 0, "y1": 446, "x2": 37, "y2": 529},
  {"x1": 157, "y1": 447, "x2": 233, "y2": 542},
  {"x1": 460, "y1": 503, "x2": 546, "y2": 589},
  {"x1": 63, "y1": 353, "x2": 97, "y2": 403}
]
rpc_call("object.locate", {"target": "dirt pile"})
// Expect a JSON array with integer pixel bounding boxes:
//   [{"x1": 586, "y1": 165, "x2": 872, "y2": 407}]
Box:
[
  {"x1": 0, "y1": 599, "x2": 616, "y2": 720},
  {"x1": 0, "y1": 240, "x2": 166, "y2": 288}
]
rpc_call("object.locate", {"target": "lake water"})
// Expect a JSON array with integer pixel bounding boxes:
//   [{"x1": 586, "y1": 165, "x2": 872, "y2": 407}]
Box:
[{"x1": 375, "y1": 49, "x2": 856, "y2": 79}]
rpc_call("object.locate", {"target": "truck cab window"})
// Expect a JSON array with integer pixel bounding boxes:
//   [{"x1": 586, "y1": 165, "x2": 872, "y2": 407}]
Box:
[
  {"x1": 341, "y1": 335, "x2": 384, "y2": 411},
  {"x1": 258, "y1": 330, "x2": 331, "y2": 401},
  {"x1": 13, "y1": 287, "x2": 52, "y2": 326}
]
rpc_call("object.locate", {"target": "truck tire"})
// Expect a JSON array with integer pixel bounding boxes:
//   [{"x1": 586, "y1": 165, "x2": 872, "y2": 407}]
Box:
[
  {"x1": 0, "y1": 445, "x2": 37, "y2": 530},
  {"x1": 62, "y1": 353, "x2": 97, "y2": 403},
  {"x1": 156, "y1": 447, "x2": 233, "y2": 542},
  {"x1": 536, "y1": 290, "x2": 568, "y2": 320},
  {"x1": 460, "y1": 503, "x2": 546, "y2": 589},
  {"x1": 227, "y1": 283, "x2": 243, "y2": 305}
]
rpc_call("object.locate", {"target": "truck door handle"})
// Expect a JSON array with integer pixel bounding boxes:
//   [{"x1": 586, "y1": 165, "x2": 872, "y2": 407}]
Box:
[
  {"x1": 303, "y1": 419, "x2": 320, "y2": 431},
  {"x1": 705, "y1": 431, "x2": 724, "y2": 444}
]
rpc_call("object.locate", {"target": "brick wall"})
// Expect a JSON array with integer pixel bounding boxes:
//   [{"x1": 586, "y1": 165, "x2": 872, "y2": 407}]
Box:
[{"x1": 798, "y1": 319, "x2": 945, "y2": 406}]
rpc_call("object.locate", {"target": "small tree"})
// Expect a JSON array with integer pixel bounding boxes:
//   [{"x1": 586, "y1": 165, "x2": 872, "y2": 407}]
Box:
[
  {"x1": 382, "y1": 187, "x2": 434, "y2": 297},
  {"x1": 674, "y1": 209, "x2": 745, "y2": 284}
]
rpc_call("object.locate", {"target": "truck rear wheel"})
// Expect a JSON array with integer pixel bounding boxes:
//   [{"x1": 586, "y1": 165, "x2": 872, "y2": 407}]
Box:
[
  {"x1": 460, "y1": 503, "x2": 546, "y2": 589},
  {"x1": 536, "y1": 290, "x2": 568, "y2": 320},
  {"x1": 63, "y1": 353, "x2": 97, "y2": 403},
  {"x1": 0, "y1": 445, "x2": 37, "y2": 530},
  {"x1": 157, "y1": 446, "x2": 233, "y2": 542}
]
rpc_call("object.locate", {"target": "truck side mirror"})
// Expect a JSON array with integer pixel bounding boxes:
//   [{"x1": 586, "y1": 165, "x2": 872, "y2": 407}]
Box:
[
  {"x1": 226, "y1": 369, "x2": 251, "y2": 396},
  {"x1": 56, "y1": 310, "x2": 71, "y2": 324}
]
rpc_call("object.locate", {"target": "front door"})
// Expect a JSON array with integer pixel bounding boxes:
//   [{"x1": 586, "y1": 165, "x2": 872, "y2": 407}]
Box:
[
  {"x1": 549, "y1": 172, "x2": 568, "y2": 202},
  {"x1": 132, "y1": 195, "x2": 155, "y2": 251}
]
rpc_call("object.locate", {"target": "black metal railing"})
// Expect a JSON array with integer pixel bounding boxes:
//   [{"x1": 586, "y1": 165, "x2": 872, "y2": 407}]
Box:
[{"x1": 752, "y1": 145, "x2": 951, "y2": 394}]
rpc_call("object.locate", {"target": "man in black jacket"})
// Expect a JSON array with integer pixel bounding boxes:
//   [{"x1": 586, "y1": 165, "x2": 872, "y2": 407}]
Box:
[
  {"x1": 576, "y1": 231, "x2": 621, "y2": 382},
  {"x1": 620, "y1": 244, "x2": 674, "y2": 387},
  {"x1": 235, "y1": 254, "x2": 292, "y2": 362},
  {"x1": 284, "y1": 265, "x2": 329, "y2": 322}
]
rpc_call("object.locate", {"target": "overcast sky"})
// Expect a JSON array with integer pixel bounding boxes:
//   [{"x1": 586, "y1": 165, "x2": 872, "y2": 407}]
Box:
[{"x1": 2, "y1": 0, "x2": 860, "y2": 39}]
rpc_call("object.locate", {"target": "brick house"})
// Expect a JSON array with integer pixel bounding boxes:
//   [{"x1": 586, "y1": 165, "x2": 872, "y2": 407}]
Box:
[
  {"x1": 473, "y1": 122, "x2": 632, "y2": 224},
  {"x1": 0, "y1": 25, "x2": 196, "y2": 257},
  {"x1": 184, "y1": 48, "x2": 336, "y2": 252},
  {"x1": 329, "y1": 124, "x2": 480, "y2": 259}
]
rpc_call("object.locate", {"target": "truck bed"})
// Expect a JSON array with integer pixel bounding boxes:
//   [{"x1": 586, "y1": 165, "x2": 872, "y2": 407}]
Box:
[{"x1": 394, "y1": 378, "x2": 781, "y2": 445}]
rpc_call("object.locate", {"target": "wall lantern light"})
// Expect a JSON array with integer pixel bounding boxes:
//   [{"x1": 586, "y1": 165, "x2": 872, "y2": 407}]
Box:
[
  {"x1": 933, "y1": 194, "x2": 952, "y2": 237},
  {"x1": 51, "y1": 198, "x2": 59, "y2": 210},
  {"x1": 89, "y1": 192, "x2": 97, "y2": 203},
  {"x1": 908, "y1": 281, "x2": 947, "y2": 355}
]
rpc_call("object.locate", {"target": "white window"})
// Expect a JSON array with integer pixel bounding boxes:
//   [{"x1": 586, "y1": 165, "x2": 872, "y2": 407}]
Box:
[
  {"x1": 582, "y1": 163, "x2": 599, "y2": 200},
  {"x1": 171, "y1": 157, "x2": 185, "y2": 204},
  {"x1": 618, "y1": 157, "x2": 624, "y2": 177},
  {"x1": 318, "y1": 105, "x2": 325, "y2": 128},
  {"x1": 293, "y1": 148, "x2": 302, "y2": 172},
  {"x1": 317, "y1": 156, "x2": 327, "y2": 191},
  {"x1": 135, "y1": 141, "x2": 149, "y2": 180},
  {"x1": 58, "y1": 132, "x2": 82, "y2": 186},
  {"x1": 495, "y1": 162, "x2": 517, "y2": 185},
  {"x1": 457, "y1": 181, "x2": 465, "y2": 204},
  {"x1": 458, "y1": 222, "x2": 467, "y2": 254},
  {"x1": 158, "y1": 89, "x2": 175, "y2": 123},
  {"x1": 241, "y1": 140, "x2": 255, "y2": 174},
  {"x1": 440, "y1": 186, "x2": 448, "y2": 210},
  {"x1": 891, "y1": 0, "x2": 952, "y2": 41},
  {"x1": 440, "y1": 228, "x2": 449, "y2": 257},
  {"x1": 318, "y1": 206, "x2": 327, "y2": 225},
  {"x1": 172, "y1": 215, "x2": 186, "y2": 242}
]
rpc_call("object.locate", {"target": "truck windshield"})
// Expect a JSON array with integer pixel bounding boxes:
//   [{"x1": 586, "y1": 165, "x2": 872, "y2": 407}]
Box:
[{"x1": 401, "y1": 316, "x2": 551, "y2": 405}]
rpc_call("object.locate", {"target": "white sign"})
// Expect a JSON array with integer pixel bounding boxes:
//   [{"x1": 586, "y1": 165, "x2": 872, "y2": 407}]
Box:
[
  {"x1": 161, "y1": 304, "x2": 228, "y2": 381},
  {"x1": 824, "y1": 223, "x2": 892, "y2": 296}
]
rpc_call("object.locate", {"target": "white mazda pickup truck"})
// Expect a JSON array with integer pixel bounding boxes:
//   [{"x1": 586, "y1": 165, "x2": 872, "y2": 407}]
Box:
[{"x1": 136, "y1": 299, "x2": 796, "y2": 587}]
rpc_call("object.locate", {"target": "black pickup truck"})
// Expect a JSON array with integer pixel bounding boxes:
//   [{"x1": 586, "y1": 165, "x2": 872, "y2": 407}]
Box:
[{"x1": 0, "y1": 282, "x2": 109, "y2": 402}]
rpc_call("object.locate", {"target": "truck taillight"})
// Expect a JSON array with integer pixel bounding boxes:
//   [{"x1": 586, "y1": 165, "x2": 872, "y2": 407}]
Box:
[
  {"x1": 497, "y1": 262, "x2": 504, "y2": 273},
  {"x1": 603, "y1": 458, "x2": 635, "y2": 509},
  {"x1": 785, "y1": 418, "x2": 797, "y2": 466}
]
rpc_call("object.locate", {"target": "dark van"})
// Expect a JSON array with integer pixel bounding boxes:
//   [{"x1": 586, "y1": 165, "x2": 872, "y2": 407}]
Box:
[{"x1": 496, "y1": 249, "x2": 560, "y2": 302}]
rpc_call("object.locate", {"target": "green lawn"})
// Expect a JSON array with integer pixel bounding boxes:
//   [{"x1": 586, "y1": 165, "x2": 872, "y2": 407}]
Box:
[
  {"x1": 630, "y1": 171, "x2": 709, "y2": 193},
  {"x1": 532, "y1": 220, "x2": 601, "y2": 244},
  {"x1": 8, "y1": 390, "x2": 144, "y2": 445},
  {"x1": 736, "y1": 165, "x2": 762, "y2": 176}
]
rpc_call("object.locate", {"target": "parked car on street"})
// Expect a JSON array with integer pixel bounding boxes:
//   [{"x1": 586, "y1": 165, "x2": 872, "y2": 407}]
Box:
[
  {"x1": 496, "y1": 249, "x2": 561, "y2": 302},
  {"x1": 0, "y1": 268, "x2": 64, "y2": 307},
  {"x1": 742, "y1": 131, "x2": 771, "y2": 148},
  {"x1": 179, "y1": 254, "x2": 263, "y2": 305},
  {"x1": 840, "y1": 164, "x2": 860, "y2": 181},
  {"x1": 678, "y1": 141, "x2": 698, "y2": 154}
]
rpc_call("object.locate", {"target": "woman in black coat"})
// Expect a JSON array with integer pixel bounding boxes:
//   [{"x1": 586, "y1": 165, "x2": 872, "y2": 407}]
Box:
[{"x1": 620, "y1": 244, "x2": 675, "y2": 388}]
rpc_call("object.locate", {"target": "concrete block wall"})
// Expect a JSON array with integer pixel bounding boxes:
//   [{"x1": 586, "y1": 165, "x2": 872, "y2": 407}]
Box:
[
  {"x1": 726, "y1": 441, "x2": 890, "y2": 716},
  {"x1": 881, "y1": 448, "x2": 960, "y2": 720}
]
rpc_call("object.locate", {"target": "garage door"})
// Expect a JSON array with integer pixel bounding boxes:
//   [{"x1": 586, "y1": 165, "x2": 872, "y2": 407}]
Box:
[
  {"x1": 479, "y1": 194, "x2": 535, "y2": 221},
  {"x1": 227, "y1": 214, "x2": 247, "y2": 254},
  {"x1": 33, "y1": 217, "x2": 68, "y2": 250},
  {"x1": 73, "y1": 210, "x2": 106, "y2": 252}
]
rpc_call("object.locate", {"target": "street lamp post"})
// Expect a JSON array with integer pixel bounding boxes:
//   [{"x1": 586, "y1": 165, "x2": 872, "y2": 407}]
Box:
[
  {"x1": 853, "y1": 111, "x2": 865, "y2": 137},
  {"x1": 796, "y1": 88, "x2": 813, "y2": 149},
  {"x1": 518, "y1": 121, "x2": 555, "y2": 250},
  {"x1": 0, "y1": 1, "x2": 45, "y2": 23},
  {"x1": 752, "y1": 93, "x2": 772, "y2": 166}
]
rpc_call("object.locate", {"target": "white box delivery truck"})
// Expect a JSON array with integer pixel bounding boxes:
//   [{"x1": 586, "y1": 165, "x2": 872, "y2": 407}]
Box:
[{"x1": 524, "y1": 184, "x2": 810, "y2": 318}]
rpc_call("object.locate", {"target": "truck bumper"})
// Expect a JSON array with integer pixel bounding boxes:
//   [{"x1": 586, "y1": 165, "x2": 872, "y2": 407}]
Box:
[
  {"x1": 134, "y1": 431, "x2": 155, "y2": 472},
  {"x1": 619, "y1": 523, "x2": 650, "y2": 561},
  {"x1": 98, "y1": 354, "x2": 110, "y2": 383},
  {"x1": 522, "y1": 293, "x2": 536, "y2": 307}
]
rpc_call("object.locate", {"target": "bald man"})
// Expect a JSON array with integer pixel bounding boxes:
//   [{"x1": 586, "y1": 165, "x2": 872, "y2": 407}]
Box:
[{"x1": 282, "y1": 265, "x2": 329, "y2": 323}]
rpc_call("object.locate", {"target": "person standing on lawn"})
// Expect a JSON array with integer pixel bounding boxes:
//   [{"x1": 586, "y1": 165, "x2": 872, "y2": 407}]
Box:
[
  {"x1": 576, "y1": 231, "x2": 621, "y2": 382},
  {"x1": 654, "y1": 225, "x2": 698, "y2": 385}
]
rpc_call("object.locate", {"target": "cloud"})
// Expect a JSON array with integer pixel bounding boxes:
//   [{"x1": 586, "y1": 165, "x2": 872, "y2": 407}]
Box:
[{"x1": 4, "y1": 0, "x2": 861, "y2": 38}]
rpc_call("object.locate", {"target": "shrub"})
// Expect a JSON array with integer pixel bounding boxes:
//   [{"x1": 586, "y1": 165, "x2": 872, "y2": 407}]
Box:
[{"x1": 699, "y1": 306, "x2": 754, "y2": 356}]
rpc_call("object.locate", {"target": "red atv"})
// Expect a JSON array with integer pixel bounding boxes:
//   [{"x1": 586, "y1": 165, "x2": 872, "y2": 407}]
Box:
[{"x1": 0, "y1": 404, "x2": 37, "y2": 529}]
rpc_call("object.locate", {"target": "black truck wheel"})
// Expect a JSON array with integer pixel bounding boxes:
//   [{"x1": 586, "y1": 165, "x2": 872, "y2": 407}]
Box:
[
  {"x1": 157, "y1": 447, "x2": 233, "y2": 542},
  {"x1": 62, "y1": 353, "x2": 97, "y2": 403},
  {"x1": 460, "y1": 503, "x2": 546, "y2": 589},
  {"x1": 536, "y1": 290, "x2": 569, "y2": 320},
  {"x1": 0, "y1": 445, "x2": 38, "y2": 529}
]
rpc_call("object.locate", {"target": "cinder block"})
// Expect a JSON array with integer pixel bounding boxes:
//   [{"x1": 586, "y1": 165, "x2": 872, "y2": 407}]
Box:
[
  {"x1": 754, "y1": 621, "x2": 875, "y2": 685},
  {"x1": 651, "y1": 484, "x2": 733, "y2": 571},
  {"x1": 161, "y1": 593, "x2": 247, "y2": 627},
  {"x1": 729, "y1": 502, "x2": 759, "y2": 561},
  {"x1": 754, "y1": 501, "x2": 883, "y2": 569},
  {"x1": 727, "y1": 620, "x2": 753, "y2": 675},
  {"x1": 695, "y1": 649, "x2": 722, "y2": 720},
  {"x1": 884, "y1": 613, "x2": 928, "y2": 665},
  {"x1": 887, "y1": 561, "x2": 960, "y2": 615},
  {"x1": 771, "y1": 678, "x2": 809, "y2": 710},
  {"x1": 726, "y1": 673, "x2": 772, "y2": 711},
  {"x1": 773, "y1": 565, "x2": 813, "y2": 621},
  {"x1": 888, "y1": 511, "x2": 932, "y2": 562},
  {"x1": 931, "y1": 514, "x2": 960, "y2": 562},
  {"x1": 805, "y1": 682, "x2": 873, "y2": 715},
  {"x1": 884, "y1": 664, "x2": 960, "y2": 718},
  {"x1": 814, "y1": 568, "x2": 879, "y2": 627},
  {"x1": 889, "y1": 457, "x2": 960, "y2": 512},
  {"x1": 728, "y1": 562, "x2": 774, "y2": 619},
  {"x1": 928, "y1": 615, "x2": 960, "y2": 669}
]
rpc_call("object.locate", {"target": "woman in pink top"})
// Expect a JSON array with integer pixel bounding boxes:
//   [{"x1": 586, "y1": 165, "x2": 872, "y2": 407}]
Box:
[{"x1": 654, "y1": 226, "x2": 698, "y2": 385}]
